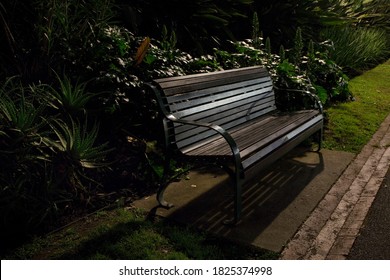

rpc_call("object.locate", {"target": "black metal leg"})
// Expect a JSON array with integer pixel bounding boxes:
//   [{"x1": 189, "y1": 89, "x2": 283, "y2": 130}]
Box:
[
  {"x1": 223, "y1": 165, "x2": 244, "y2": 226},
  {"x1": 317, "y1": 128, "x2": 323, "y2": 151},
  {"x1": 156, "y1": 183, "x2": 174, "y2": 208},
  {"x1": 156, "y1": 153, "x2": 174, "y2": 208}
]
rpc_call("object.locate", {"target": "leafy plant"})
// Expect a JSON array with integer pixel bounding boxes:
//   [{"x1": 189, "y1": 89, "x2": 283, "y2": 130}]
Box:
[
  {"x1": 291, "y1": 27, "x2": 303, "y2": 65},
  {"x1": 251, "y1": 0, "x2": 349, "y2": 48},
  {"x1": 44, "y1": 74, "x2": 98, "y2": 115},
  {"x1": 305, "y1": 47, "x2": 351, "y2": 103},
  {"x1": 141, "y1": 37, "x2": 196, "y2": 78},
  {"x1": 0, "y1": 80, "x2": 56, "y2": 251},
  {"x1": 36, "y1": 0, "x2": 117, "y2": 73},
  {"x1": 214, "y1": 39, "x2": 267, "y2": 69},
  {"x1": 0, "y1": 93, "x2": 45, "y2": 135},
  {"x1": 273, "y1": 28, "x2": 352, "y2": 106},
  {"x1": 336, "y1": 0, "x2": 390, "y2": 32},
  {"x1": 251, "y1": 12, "x2": 262, "y2": 49},
  {"x1": 0, "y1": 77, "x2": 116, "y2": 252},
  {"x1": 43, "y1": 118, "x2": 113, "y2": 170}
]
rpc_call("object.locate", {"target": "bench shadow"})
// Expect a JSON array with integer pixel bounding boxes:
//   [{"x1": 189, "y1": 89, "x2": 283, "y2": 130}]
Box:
[{"x1": 151, "y1": 147, "x2": 325, "y2": 251}]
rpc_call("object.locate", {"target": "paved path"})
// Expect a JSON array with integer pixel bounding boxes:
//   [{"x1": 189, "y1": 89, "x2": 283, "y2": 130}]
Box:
[
  {"x1": 281, "y1": 113, "x2": 390, "y2": 259},
  {"x1": 348, "y1": 168, "x2": 390, "y2": 260}
]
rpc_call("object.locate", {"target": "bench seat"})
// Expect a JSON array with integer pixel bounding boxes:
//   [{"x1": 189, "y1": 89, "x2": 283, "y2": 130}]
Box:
[{"x1": 183, "y1": 110, "x2": 321, "y2": 166}]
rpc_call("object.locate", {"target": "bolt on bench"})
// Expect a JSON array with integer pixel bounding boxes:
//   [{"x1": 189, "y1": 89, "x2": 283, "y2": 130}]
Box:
[{"x1": 147, "y1": 66, "x2": 324, "y2": 224}]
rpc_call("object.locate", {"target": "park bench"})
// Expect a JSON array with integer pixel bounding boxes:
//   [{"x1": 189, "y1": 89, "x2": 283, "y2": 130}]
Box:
[{"x1": 147, "y1": 66, "x2": 324, "y2": 224}]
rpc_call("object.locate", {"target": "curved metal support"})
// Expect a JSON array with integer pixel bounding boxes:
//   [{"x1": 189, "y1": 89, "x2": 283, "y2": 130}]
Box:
[
  {"x1": 155, "y1": 117, "x2": 176, "y2": 209},
  {"x1": 304, "y1": 90, "x2": 324, "y2": 114},
  {"x1": 274, "y1": 86, "x2": 324, "y2": 114},
  {"x1": 157, "y1": 184, "x2": 174, "y2": 208}
]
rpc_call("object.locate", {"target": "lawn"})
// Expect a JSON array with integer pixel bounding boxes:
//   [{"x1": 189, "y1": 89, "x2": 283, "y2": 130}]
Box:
[
  {"x1": 4, "y1": 60, "x2": 390, "y2": 260},
  {"x1": 324, "y1": 60, "x2": 390, "y2": 152}
]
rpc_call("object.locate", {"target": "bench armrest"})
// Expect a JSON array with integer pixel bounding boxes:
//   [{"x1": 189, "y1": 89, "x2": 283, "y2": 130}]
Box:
[
  {"x1": 299, "y1": 89, "x2": 324, "y2": 114},
  {"x1": 166, "y1": 114, "x2": 241, "y2": 160}
]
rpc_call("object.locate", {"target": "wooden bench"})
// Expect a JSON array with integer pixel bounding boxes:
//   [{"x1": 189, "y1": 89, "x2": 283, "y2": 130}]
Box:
[{"x1": 147, "y1": 66, "x2": 324, "y2": 224}]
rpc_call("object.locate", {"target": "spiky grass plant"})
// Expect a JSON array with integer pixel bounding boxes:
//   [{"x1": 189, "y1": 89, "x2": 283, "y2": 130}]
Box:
[
  {"x1": 44, "y1": 74, "x2": 98, "y2": 115},
  {"x1": 322, "y1": 26, "x2": 389, "y2": 71},
  {"x1": 42, "y1": 118, "x2": 114, "y2": 199},
  {"x1": 44, "y1": 118, "x2": 113, "y2": 169}
]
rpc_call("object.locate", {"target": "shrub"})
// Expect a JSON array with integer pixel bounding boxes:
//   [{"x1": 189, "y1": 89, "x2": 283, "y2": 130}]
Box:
[
  {"x1": 208, "y1": 28, "x2": 352, "y2": 108},
  {"x1": 321, "y1": 26, "x2": 390, "y2": 72},
  {"x1": 0, "y1": 77, "x2": 113, "y2": 251}
]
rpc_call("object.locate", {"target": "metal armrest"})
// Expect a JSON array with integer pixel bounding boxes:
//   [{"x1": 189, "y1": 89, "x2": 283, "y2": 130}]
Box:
[{"x1": 166, "y1": 114, "x2": 242, "y2": 164}]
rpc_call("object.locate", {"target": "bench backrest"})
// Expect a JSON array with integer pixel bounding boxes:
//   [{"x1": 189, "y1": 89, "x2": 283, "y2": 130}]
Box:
[{"x1": 150, "y1": 66, "x2": 277, "y2": 152}]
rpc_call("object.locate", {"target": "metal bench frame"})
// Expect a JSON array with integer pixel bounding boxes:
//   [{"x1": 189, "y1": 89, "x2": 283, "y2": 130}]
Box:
[{"x1": 147, "y1": 66, "x2": 324, "y2": 224}]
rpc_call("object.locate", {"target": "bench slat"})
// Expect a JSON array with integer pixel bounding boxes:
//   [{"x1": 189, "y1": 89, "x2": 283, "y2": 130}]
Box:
[
  {"x1": 170, "y1": 85, "x2": 274, "y2": 118},
  {"x1": 165, "y1": 76, "x2": 271, "y2": 104},
  {"x1": 155, "y1": 66, "x2": 269, "y2": 95}
]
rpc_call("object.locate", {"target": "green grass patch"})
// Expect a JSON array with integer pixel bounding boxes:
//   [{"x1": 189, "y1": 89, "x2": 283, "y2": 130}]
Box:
[
  {"x1": 323, "y1": 60, "x2": 390, "y2": 153},
  {"x1": 5, "y1": 208, "x2": 278, "y2": 260}
]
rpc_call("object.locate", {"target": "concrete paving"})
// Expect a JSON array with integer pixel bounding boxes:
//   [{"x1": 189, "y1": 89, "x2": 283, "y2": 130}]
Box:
[{"x1": 132, "y1": 148, "x2": 354, "y2": 253}]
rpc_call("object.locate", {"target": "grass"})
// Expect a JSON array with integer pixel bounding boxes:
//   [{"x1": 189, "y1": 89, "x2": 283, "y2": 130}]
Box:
[
  {"x1": 4, "y1": 60, "x2": 390, "y2": 260},
  {"x1": 5, "y1": 208, "x2": 278, "y2": 260},
  {"x1": 323, "y1": 60, "x2": 390, "y2": 153}
]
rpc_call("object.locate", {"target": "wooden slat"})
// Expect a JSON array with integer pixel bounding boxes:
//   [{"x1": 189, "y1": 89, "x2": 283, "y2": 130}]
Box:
[
  {"x1": 151, "y1": 66, "x2": 278, "y2": 153},
  {"x1": 171, "y1": 87, "x2": 274, "y2": 118},
  {"x1": 237, "y1": 112, "x2": 320, "y2": 156},
  {"x1": 165, "y1": 76, "x2": 271, "y2": 103},
  {"x1": 168, "y1": 80, "x2": 273, "y2": 112},
  {"x1": 155, "y1": 66, "x2": 269, "y2": 94}
]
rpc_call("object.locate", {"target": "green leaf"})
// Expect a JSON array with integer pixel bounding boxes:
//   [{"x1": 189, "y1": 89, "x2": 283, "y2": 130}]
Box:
[
  {"x1": 314, "y1": 85, "x2": 328, "y2": 105},
  {"x1": 134, "y1": 37, "x2": 151, "y2": 66}
]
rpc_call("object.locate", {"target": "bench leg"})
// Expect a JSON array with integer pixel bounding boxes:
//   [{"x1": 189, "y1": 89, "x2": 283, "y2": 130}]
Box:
[
  {"x1": 316, "y1": 128, "x2": 323, "y2": 151},
  {"x1": 157, "y1": 183, "x2": 174, "y2": 208},
  {"x1": 223, "y1": 166, "x2": 244, "y2": 226},
  {"x1": 156, "y1": 154, "x2": 174, "y2": 209}
]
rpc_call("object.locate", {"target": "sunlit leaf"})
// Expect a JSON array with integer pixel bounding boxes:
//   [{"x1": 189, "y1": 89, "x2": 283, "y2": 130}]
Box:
[{"x1": 134, "y1": 37, "x2": 151, "y2": 66}]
